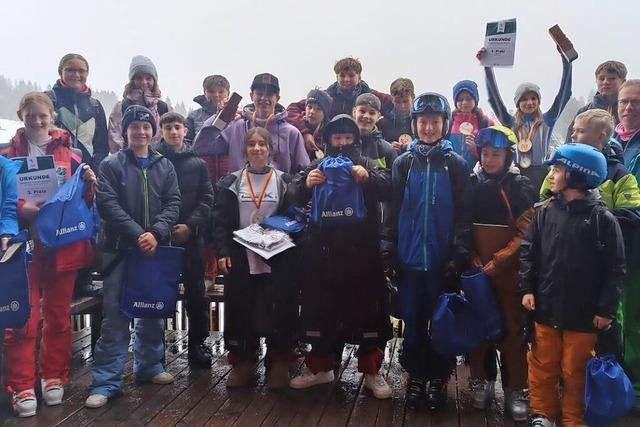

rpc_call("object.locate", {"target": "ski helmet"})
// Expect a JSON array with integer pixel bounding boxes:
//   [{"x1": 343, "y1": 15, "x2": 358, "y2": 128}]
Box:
[
  {"x1": 544, "y1": 143, "x2": 607, "y2": 190},
  {"x1": 411, "y1": 92, "x2": 451, "y2": 138}
]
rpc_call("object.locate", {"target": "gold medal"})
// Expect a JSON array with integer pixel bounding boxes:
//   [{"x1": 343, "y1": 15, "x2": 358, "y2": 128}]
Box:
[
  {"x1": 398, "y1": 134, "x2": 413, "y2": 145},
  {"x1": 518, "y1": 139, "x2": 532, "y2": 153},
  {"x1": 459, "y1": 122, "x2": 474, "y2": 136},
  {"x1": 519, "y1": 156, "x2": 532, "y2": 169}
]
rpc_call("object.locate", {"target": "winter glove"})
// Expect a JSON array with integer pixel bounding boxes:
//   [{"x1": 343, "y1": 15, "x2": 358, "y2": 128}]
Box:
[
  {"x1": 595, "y1": 320, "x2": 623, "y2": 360},
  {"x1": 443, "y1": 257, "x2": 469, "y2": 292},
  {"x1": 518, "y1": 309, "x2": 535, "y2": 349}
]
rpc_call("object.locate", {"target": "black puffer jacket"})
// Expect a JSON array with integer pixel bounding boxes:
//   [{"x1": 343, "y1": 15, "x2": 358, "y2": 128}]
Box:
[
  {"x1": 97, "y1": 148, "x2": 181, "y2": 251},
  {"x1": 156, "y1": 141, "x2": 213, "y2": 236},
  {"x1": 519, "y1": 191, "x2": 626, "y2": 332},
  {"x1": 186, "y1": 95, "x2": 217, "y2": 143}
]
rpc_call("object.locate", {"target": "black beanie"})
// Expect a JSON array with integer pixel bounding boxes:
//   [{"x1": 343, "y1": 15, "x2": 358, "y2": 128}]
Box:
[
  {"x1": 122, "y1": 105, "x2": 157, "y2": 139},
  {"x1": 305, "y1": 89, "x2": 333, "y2": 121}
]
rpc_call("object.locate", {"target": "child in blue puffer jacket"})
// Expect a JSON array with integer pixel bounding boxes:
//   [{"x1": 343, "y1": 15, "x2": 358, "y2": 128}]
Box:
[{"x1": 391, "y1": 93, "x2": 472, "y2": 411}]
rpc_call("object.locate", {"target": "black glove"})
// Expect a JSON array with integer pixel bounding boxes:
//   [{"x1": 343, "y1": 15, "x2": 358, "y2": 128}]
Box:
[
  {"x1": 518, "y1": 309, "x2": 535, "y2": 349},
  {"x1": 443, "y1": 257, "x2": 469, "y2": 292}
]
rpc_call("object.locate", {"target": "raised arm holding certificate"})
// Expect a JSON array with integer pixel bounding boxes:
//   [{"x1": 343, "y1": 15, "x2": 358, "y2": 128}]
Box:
[{"x1": 482, "y1": 18, "x2": 517, "y2": 67}]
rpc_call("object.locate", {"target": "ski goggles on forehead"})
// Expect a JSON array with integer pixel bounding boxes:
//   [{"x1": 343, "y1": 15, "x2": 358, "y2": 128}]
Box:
[
  {"x1": 476, "y1": 129, "x2": 510, "y2": 149},
  {"x1": 412, "y1": 95, "x2": 447, "y2": 114}
]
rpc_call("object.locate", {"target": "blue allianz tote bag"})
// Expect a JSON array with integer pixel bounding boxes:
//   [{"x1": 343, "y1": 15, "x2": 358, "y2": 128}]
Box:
[
  {"x1": 0, "y1": 232, "x2": 30, "y2": 328},
  {"x1": 431, "y1": 292, "x2": 484, "y2": 356},
  {"x1": 120, "y1": 246, "x2": 185, "y2": 318},
  {"x1": 461, "y1": 268, "x2": 504, "y2": 342},
  {"x1": 35, "y1": 163, "x2": 97, "y2": 248},
  {"x1": 584, "y1": 355, "x2": 636, "y2": 427},
  {"x1": 311, "y1": 155, "x2": 365, "y2": 225}
]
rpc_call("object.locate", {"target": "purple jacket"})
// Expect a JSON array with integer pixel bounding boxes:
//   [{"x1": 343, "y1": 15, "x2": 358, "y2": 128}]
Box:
[{"x1": 193, "y1": 104, "x2": 309, "y2": 174}]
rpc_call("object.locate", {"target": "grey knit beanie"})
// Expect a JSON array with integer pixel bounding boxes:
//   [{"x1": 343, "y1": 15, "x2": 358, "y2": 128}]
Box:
[{"x1": 128, "y1": 55, "x2": 158, "y2": 81}]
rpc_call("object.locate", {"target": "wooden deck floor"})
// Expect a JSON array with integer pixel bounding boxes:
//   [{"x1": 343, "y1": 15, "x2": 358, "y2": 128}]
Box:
[{"x1": 0, "y1": 328, "x2": 636, "y2": 427}]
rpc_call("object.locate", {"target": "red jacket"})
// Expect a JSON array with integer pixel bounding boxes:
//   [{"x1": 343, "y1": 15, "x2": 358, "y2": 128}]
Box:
[{"x1": 1, "y1": 128, "x2": 94, "y2": 272}]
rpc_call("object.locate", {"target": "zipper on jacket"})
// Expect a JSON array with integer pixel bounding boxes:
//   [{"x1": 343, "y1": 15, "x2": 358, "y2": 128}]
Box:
[
  {"x1": 142, "y1": 168, "x2": 150, "y2": 231},
  {"x1": 423, "y1": 161, "x2": 431, "y2": 269}
]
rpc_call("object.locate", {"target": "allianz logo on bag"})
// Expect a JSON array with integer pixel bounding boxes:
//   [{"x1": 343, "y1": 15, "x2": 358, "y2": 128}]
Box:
[
  {"x1": 0, "y1": 301, "x2": 20, "y2": 313},
  {"x1": 132, "y1": 301, "x2": 165, "y2": 310},
  {"x1": 321, "y1": 207, "x2": 354, "y2": 218},
  {"x1": 55, "y1": 221, "x2": 87, "y2": 237}
]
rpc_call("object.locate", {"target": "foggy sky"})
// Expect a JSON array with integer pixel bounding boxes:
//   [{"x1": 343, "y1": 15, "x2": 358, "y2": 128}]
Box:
[{"x1": 1, "y1": 0, "x2": 638, "y2": 111}]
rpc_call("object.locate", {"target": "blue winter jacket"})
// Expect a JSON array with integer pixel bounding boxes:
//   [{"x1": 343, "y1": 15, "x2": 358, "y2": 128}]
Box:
[
  {"x1": 392, "y1": 140, "x2": 472, "y2": 271},
  {"x1": 0, "y1": 155, "x2": 20, "y2": 238}
]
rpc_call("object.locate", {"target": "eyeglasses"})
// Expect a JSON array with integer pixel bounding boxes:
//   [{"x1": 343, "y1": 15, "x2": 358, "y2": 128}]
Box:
[
  {"x1": 619, "y1": 99, "x2": 640, "y2": 108},
  {"x1": 63, "y1": 67, "x2": 88, "y2": 75}
]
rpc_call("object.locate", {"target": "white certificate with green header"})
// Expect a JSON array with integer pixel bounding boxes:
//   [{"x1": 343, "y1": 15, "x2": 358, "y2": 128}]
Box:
[{"x1": 482, "y1": 18, "x2": 517, "y2": 67}]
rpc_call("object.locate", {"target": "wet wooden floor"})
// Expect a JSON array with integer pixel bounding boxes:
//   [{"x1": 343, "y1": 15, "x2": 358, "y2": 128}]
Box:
[{"x1": 0, "y1": 329, "x2": 636, "y2": 426}]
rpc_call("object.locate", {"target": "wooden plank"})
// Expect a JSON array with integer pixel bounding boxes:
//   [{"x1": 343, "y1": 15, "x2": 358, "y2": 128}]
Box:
[
  {"x1": 116, "y1": 333, "x2": 226, "y2": 426},
  {"x1": 348, "y1": 339, "x2": 398, "y2": 427},
  {"x1": 86, "y1": 333, "x2": 194, "y2": 426},
  {"x1": 203, "y1": 358, "x2": 268, "y2": 427},
  {"x1": 455, "y1": 363, "x2": 488, "y2": 427},
  {"x1": 260, "y1": 345, "x2": 356, "y2": 427},
  {"x1": 71, "y1": 296, "x2": 103, "y2": 315},
  {"x1": 53, "y1": 330, "x2": 188, "y2": 427},
  {"x1": 145, "y1": 339, "x2": 232, "y2": 426},
  {"x1": 176, "y1": 349, "x2": 265, "y2": 427},
  {"x1": 315, "y1": 344, "x2": 364, "y2": 427},
  {"x1": 429, "y1": 364, "x2": 462, "y2": 427},
  {"x1": 374, "y1": 340, "x2": 406, "y2": 427}
]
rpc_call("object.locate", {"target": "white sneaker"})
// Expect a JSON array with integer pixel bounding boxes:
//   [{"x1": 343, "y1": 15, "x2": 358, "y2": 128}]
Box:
[
  {"x1": 289, "y1": 367, "x2": 335, "y2": 389},
  {"x1": 85, "y1": 393, "x2": 108, "y2": 408},
  {"x1": 151, "y1": 371, "x2": 175, "y2": 385},
  {"x1": 364, "y1": 373, "x2": 392, "y2": 399},
  {"x1": 41, "y1": 378, "x2": 64, "y2": 406},
  {"x1": 529, "y1": 415, "x2": 555, "y2": 427},
  {"x1": 12, "y1": 388, "x2": 37, "y2": 417},
  {"x1": 469, "y1": 378, "x2": 495, "y2": 409}
]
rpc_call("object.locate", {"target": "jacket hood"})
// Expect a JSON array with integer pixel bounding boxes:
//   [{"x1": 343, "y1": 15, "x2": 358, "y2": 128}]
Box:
[
  {"x1": 556, "y1": 189, "x2": 604, "y2": 211},
  {"x1": 407, "y1": 138, "x2": 453, "y2": 154},
  {"x1": 242, "y1": 103, "x2": 287, "y2": 123},
  {"x1": 192, "y1": 94, "x2": 216, "y2": 113},
  {"x1": 322, "y1": 114, "x2": 362, "y2": 159},
  {"x1": 10, "y1": 128, "x2": 71, "y2": 153},
  {"x1": 604, "y1": 138, "x2": 624, "y2": 164},
  {"x1": 52, "y1": 80, "x2": 92, "y2": 97},
  {"x1": 156, "y1": 139, "x2": 195, "y2": 159},
  {"x1": 360, "y1": 126, "x2": 383, "y2": 144},
  {"x1": 327, "y1": 80, "x2": 372, "y2": 99},
  {"x1": 122, "y1": 146, "x2": 165, "y2": 165}
]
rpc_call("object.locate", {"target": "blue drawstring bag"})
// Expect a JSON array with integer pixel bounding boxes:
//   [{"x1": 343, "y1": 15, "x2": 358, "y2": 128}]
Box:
[
  {"x1": 36, "y1": 163, "x2": 98, "y2": 248},
  {"x1": 584, "y1": 355, "x2": 636, "y2": 427},
  {"x1": 461, "y1": 268, "x2": 504, "y2": 342},
  {"x1": 431, "y1": 292, "x2": 484, "y2": 356},
  {"x1": 120, "y1": 246, "x2": 185, "y2": 318},
  {"x1": 0, "y1": 232, "x2": 30, "y2": 328},
  {"x1": 311, "y1": 155, "x2": 365, "y2": 225}
]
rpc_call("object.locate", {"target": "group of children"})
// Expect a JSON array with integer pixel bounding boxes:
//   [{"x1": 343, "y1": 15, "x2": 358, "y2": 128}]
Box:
[{"x1": 0, "y1": 46, "x2": 639, "y2": 427}]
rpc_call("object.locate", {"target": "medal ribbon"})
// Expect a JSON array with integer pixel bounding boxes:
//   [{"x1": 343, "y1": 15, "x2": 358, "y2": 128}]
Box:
[
  {"x1": 517, "y1": 121, "x2": 541, "y2": 151},
  {"x1": 244, "y1": 168, "x2": 274, "y2": 211}
]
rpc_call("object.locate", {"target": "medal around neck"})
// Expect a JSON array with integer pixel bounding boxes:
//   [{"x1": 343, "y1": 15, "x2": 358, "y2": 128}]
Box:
[{"x1": 459, "y1": 122, "x2": 475, "y2": 136}]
